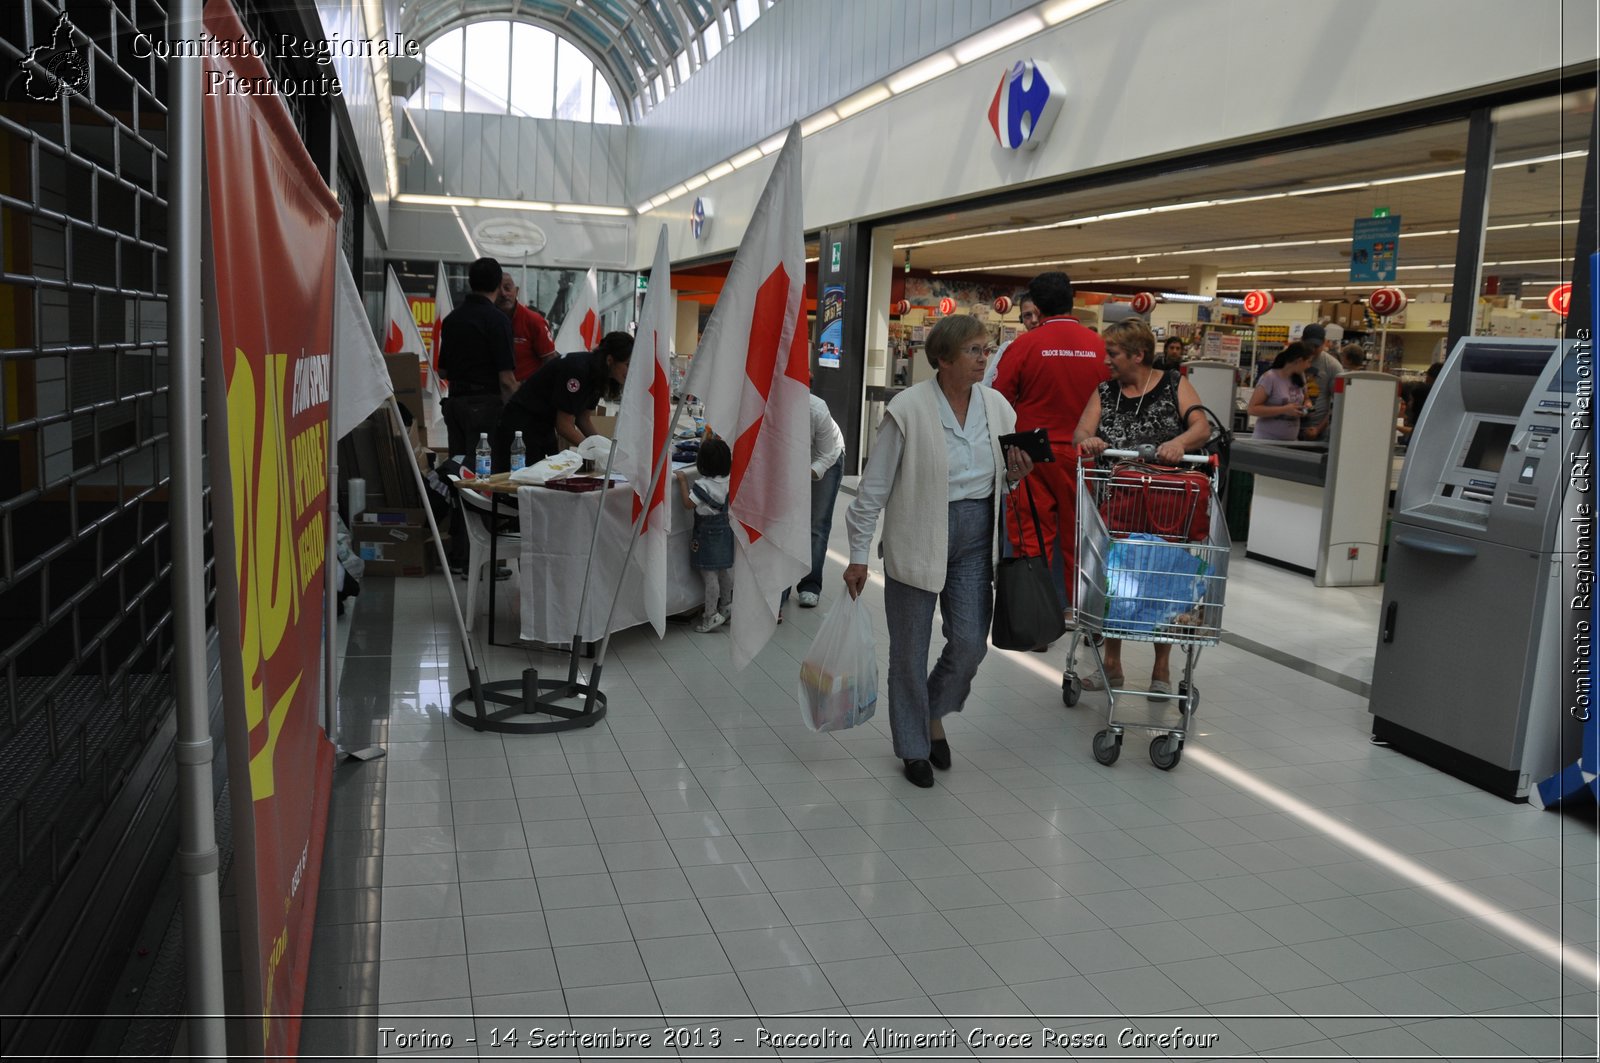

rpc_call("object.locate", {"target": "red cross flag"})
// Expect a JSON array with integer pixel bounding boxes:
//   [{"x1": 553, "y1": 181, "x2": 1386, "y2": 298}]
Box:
[
  {"x1": 615, "y1": 226, "x2": 675, "y2": 637},
  {"x1": 683, "y1": 124, "x2": 811, "y2": 668},
  {"x1": 384, "y1": 265, "x2": 441, "y2": 432},
  {"x1": 553, "y1": 267, "x2": 602, "y2": 353},
  {"x1": 428, "y1": 259, "x2": 453, "y2": 444}
]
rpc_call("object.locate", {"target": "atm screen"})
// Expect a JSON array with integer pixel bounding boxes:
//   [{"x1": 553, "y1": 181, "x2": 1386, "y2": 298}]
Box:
[
  {"x1": 1463, "y1": 420, "x2": 1514, "y2": 474},
  {"x1": 1555, "y1": 349, "x2": 1589, "y2": 393}
]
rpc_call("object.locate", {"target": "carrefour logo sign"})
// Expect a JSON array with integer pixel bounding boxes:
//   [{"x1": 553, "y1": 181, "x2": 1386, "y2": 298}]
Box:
[
  {"x1": 691, "y1": 196, "x2": 712, "y2": 240},
  {"x1": 986, "y1": 58, "x2": 1062, "y2": 151}
]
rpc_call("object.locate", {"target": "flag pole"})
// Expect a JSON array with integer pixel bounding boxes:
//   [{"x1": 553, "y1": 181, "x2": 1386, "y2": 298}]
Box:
[
  {"x1": 325, "y1": 325, "x2": 341, "y2": 748},
  {"x1": 385, "y1": 397, "x2": 488, "y2": 719},
  {"x1": 168, "y1": 0, "x2": 227, "y2": 1054},
  {"x1": 565, "y1": 437, "x2": 620, "y2": 686},
  {"x1": 591, "y1": 392, "x2": 692, "y2": 677}
]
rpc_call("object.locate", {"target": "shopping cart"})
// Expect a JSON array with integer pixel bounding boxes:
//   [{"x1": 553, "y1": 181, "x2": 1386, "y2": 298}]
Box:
[{"x1": 1062, "y1": 447, "x2": 1230, "y2": 771}]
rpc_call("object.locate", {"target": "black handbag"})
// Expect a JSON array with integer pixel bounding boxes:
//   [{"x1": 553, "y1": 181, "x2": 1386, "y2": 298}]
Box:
[{"x1": 991, "y1": 479, "x2": 1067, "y2": 651}]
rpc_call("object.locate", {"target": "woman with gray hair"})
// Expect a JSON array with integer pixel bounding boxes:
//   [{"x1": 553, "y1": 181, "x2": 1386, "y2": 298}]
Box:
[{"x1": 844, "y1": 314, "x2": 1035, "y2": 788}]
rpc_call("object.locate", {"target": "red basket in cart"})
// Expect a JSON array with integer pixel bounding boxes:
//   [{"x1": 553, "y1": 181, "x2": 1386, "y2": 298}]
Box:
[{"x1": 1098, "y1": 459, "x2": 1213, "y2": 542}]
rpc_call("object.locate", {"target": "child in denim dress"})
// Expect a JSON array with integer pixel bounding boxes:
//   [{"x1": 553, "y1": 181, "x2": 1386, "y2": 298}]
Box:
[{"x1": 675, "y1": 438, "x2": 733, "y2": 633}]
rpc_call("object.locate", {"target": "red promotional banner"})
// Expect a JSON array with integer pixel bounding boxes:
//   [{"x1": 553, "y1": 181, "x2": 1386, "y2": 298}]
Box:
[
  {"x1": 202, "y1": 1, "x2": 339, "y2": 1057},
  {"x1": 409, "y1": 296, "x2": 437, "y2": 359}
]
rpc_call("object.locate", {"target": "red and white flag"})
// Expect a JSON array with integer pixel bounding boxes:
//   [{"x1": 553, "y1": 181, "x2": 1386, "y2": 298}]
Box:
[
  {"x1": 552, "y1": 267, "x2": 601, "y2": 353},
  {"x1": 431, "y1": 260, "x2": 453, "y2": 376},
  {"x1": 383, "y1": 266, "x2": 442, "y2": 433},
  {"x1": 427, "y1": 260, "x2": 453, "y2": 445},
  {"x1": 615, "y1": 226, "x2": 674, "y2": 637},
  {"x1": 683, "y1": 124, "x2": 810, "y2": 669}
]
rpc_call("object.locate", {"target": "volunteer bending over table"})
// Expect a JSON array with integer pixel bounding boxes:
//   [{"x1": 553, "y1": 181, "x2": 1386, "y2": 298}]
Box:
[
  {"x1": 844, "y1": 314, "x2": 1034, "y2": 791},
  {"x1": 494, "y1": 332, "x2": 633, "y2": 471},
  {"x1": 1072, "y1": 318, "x2": 1211, "y2": 700}
]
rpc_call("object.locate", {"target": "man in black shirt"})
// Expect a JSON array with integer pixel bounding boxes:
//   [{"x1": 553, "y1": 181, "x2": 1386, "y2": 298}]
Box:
[
  {"x1": 437, "y1": 256, "x2": 516, "y2": 459},
  {"x1": 495, "y1": 332, "x2": 633, "y2": 470}
]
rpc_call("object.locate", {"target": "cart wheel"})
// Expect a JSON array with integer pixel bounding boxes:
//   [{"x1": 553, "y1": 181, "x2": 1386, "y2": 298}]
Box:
[
  {"x1": 1149, "y1": 733, "x2": 1183, "y2": 771},
  {"x1": 1179, "y1": 682, "x2": 1198, "y2": 717},
  {"x1": 1092, "y1": 729, "x2": 1122, "y2": 766},
  {"x1": 1062, "y1": 672, "x2": 1082, "y2": 707}
]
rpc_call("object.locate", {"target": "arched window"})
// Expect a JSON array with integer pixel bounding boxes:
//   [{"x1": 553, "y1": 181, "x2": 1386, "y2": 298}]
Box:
[{"x1": 415, "y1": 20, "x2": 623, "y2": 125}]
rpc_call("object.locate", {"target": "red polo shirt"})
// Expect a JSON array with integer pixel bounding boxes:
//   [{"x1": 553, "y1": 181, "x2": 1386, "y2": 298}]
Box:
[
  {"x1": 510, "y1": 303, "x2": 556, "y2": 381},
  {"x1": 991, "y1": 314, "x2": 1109, "y2": 444}
]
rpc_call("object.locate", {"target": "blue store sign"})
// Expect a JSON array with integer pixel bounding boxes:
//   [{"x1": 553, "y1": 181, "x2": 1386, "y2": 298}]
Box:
[{"x1": 1350, "y1": 215, "x2": 1402, "y2": 283}]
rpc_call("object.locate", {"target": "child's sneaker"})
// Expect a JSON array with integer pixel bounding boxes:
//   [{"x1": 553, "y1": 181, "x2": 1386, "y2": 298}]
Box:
[{"x1": 694, "y1": 611, "x2": 727, "y2": 633}]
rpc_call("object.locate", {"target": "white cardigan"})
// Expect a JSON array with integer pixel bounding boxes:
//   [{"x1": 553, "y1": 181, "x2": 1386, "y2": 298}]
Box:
[{"x1": 848, "y1": 380, "x2": 1017, "y2": 593}]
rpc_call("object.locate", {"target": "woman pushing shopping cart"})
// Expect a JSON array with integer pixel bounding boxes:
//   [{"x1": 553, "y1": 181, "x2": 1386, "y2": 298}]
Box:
[{"x1": 1061, "y1": 319, "x2": 1231, "y2": 770}]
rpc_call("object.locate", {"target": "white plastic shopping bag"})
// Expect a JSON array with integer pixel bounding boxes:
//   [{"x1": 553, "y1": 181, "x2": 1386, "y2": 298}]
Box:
[{"x1": 797, "y1": 595, "x2": 878, "y2": 733}]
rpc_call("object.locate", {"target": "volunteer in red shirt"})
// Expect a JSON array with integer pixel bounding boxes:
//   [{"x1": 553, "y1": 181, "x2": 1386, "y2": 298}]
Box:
[
  {"x1": 497, "y1": 272, "x2": 556, "y2": 380},
  {"x1": 991, "y1": 271, "x2": 1110, "y2": 611}
]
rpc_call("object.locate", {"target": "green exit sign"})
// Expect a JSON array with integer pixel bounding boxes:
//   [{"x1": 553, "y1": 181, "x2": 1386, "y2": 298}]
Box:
[
  {"x1": 1371, "y1": 206, "x2": 1391, "y2": 218},
  {"x1": 636, "y1": 274, "x2": 649, "y2": 291}
]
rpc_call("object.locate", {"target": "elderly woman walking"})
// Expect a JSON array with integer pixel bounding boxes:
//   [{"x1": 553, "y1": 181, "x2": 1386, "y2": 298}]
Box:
[{"x1": 844, "y1": 315, "x2": 1034, "y2": 788}]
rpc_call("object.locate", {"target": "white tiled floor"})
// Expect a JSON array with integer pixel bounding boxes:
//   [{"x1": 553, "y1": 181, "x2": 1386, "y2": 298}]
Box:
[{"x1": 365, "y1": 513, "x2": 1598, "y2": 1060}]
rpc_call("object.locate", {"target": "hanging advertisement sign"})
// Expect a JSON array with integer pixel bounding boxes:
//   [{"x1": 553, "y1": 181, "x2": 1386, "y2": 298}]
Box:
[
  {"x1": 408, "y1": 295, "x2": 437, "y2": 358},
  {"x1": 1350, "y1": 215, "x2": 1402, "y2": 283},
  {"x1": 817, "y1": 285, "x2": 845, "y2": 368},
  {"x1": 202, "y1": 2, "x2": 339, "y2": 1057}
]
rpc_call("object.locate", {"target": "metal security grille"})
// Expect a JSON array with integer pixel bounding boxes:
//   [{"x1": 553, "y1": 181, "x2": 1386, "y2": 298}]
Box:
[{"x1": 0, "y1": 0, "x2": 186, "y2": 1002}]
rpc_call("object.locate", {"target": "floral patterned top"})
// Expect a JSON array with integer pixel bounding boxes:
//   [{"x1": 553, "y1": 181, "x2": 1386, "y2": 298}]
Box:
[{"x1": 1096, "y1": 370, "x2": 1186, "y2": 452}]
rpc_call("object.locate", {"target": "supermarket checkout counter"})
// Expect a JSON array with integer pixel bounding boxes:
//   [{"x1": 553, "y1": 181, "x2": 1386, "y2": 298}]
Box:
[
  {"x1": 1181, "y1": 360, "x2": 1239, "y2": 430},
  {"x1": 1233, "y1": 371, "x2": 1401, "y2": 586},
  {"x1": 1369, "y1": 337, "x2": 1588, "y2": 801}
]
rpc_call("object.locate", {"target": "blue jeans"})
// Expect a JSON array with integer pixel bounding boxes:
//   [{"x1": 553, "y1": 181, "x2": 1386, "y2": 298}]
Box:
[
  {"x1": 883, "y1": 498, "x2": 994, "y2": 761},
  {"x1": 783, "y1": 457, "x2": 844, "y2": 601}
]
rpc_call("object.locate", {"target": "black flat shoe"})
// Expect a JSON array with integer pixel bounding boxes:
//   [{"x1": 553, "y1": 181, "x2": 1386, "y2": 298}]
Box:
[
  {"x1": 903, "y1": 758, "x2": 934, "y2": 788},
  {"x1": 929, "y1": 739, "x2": 951, "y2": 771}
]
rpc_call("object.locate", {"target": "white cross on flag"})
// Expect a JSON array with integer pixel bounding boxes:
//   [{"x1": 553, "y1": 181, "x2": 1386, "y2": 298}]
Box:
[
  {"x1": 552, "y1": 267, "x2": 601, "y2": 353},
  {"x1": 614, "y1": 226, "x2": 674, "y2": 637},
  {"x1": 683, "y1": 124, "x2": 810, "y2": 669}
]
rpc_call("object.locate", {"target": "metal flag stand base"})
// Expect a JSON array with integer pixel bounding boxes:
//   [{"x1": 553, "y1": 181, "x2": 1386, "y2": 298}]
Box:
[
  {"x1": 448, "y1": 656, "x2": 608, "y2": 734},
  {"x1": 450, "y1": 441, "x2": 622, "y2": 735}
]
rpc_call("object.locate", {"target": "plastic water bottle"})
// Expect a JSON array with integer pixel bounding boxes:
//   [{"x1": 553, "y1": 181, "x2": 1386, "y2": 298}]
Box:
[
  {"x1": 510, "y1": 431, "x2": 527, "y2": 473},
  {"x1": 475, "y1": 432, "x2": 492, "y2": 478}
]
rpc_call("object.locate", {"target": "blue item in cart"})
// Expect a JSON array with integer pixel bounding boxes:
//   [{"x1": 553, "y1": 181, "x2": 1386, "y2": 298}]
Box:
[
  {"x1": 672, "y1": 439, "x2": 701, "y2": 463},
  {"x1": 1104, "y1": 533, "x2": 1208, "y2": 634}
]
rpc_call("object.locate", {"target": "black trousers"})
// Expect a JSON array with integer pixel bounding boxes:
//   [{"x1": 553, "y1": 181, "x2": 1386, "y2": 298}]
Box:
[
  {"x1": 443, "y1": 393, "x2": 506, "y2": 462},
  {"x1": 443, "y1": 393, "x2": 504, "y2": 566}
]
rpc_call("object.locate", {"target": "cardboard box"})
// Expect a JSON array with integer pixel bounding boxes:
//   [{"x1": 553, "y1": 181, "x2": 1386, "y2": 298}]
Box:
[
  {"x1": 356, "y1": 507, "x2": 427, "y2": 527},
  {"x1": 384, "y1": 353, "x2": 425, "y2": 430},
  {"x1": 588, "y1": 413, "x2": 616, "y2": 439},
  {"x1": 354, "y1": 519, "x2": 427, "y2": 576}
]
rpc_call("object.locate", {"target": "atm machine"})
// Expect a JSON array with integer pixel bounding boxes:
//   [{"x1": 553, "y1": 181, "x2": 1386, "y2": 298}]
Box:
[{"x1": 1369, "y1": 337, "x2": 1588, "y2": 801}]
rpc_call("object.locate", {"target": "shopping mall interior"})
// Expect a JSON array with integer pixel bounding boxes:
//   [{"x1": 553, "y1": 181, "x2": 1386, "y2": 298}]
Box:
[{"x1": 0, "y1": 0, "x2": 1597, "y2": 1058}]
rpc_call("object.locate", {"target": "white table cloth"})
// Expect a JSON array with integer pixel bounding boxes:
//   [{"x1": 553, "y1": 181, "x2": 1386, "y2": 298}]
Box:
[{"x1": 516, "y1": 477, "x2": 702, "y2": 643}]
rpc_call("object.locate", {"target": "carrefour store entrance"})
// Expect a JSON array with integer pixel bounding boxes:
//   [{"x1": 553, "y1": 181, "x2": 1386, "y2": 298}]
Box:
[{"x1": 859, "y1": 86, "x2": 1592, "y2": 467}]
